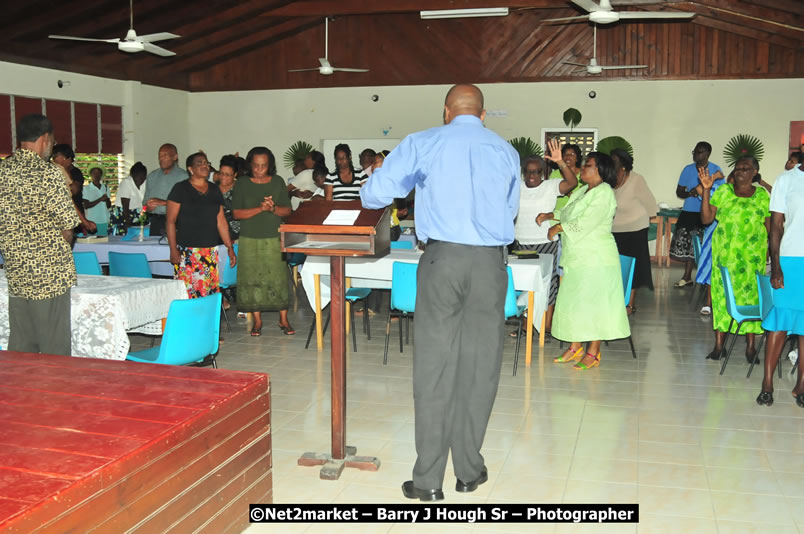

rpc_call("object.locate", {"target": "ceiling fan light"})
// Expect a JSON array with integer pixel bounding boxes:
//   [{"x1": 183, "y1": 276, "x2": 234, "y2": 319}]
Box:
[
  {"x1": 588, "y1": 11, "x2": 620, "y2": 24},
  {"x1": 420, "y1": 8, "x2": 508, "y2": 19},
  {"x1": 118, "y1": 41, "x2": 144, "y2": 53}
]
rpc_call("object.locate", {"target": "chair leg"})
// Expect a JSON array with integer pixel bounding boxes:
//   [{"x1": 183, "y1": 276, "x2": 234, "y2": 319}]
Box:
[
  {"x1": 513, "y1": 316, "x2": 523, "y2": 376},
  {"x1": 720, "y1": 321, "x2": 743, "y2": 375},
  {"x1": 720, "y1": 318, "x2": 734, "y2": 363},
  {"x1": 399, "y1": 313, "x2": 404, "y2": 353},
  {"x1": 384, "y1": 310, "x2": 392, "y2": 365},
  {"x1": 365, "y1": 302, "x2": 371, "y2": 340},
  {"x1": 305, "y1": 316, "x2": 317, "y2": 349},
  {"x1": 746, "y1": 332, "x2": 766, "y2": 378},
  {"x1": 628, "y1": 335, "x2": 637, "y2": 359},
  {"x1": 350, "y1": 300, "x2": 358, "y2": 352},
  {"x1": 221, "y1": 301, "x2": 232, "y2": 333}
]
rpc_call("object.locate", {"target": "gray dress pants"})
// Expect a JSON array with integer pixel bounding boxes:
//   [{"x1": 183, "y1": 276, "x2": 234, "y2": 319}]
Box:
[
  {"x1": 8, "y1": 289, "x2": 72, "y2": 356},
  {"x1": 412, "y1": 240, "x2": 507, "y2": 490}
]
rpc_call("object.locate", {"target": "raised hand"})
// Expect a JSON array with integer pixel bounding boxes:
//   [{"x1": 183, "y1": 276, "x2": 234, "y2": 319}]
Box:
[
  {"x1": 544, "y1": 138, "x2": 563, "y2": 164},
  {"x1": 698, "y1": 166, "x2": 714, "y2": 190}
]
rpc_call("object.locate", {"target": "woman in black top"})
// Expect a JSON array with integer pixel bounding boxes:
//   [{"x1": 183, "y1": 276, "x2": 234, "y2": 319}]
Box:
[{"x1": 167, "y1": 152, "x2": 236, "y2": 299}]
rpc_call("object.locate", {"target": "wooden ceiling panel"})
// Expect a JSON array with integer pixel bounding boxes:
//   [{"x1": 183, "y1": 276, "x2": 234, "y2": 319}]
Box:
[{"x1": 0, "y1": 0, "x2": 800, "y2": 92}]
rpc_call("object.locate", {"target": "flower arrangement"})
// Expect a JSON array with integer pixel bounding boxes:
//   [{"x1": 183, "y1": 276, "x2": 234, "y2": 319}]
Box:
[{"x1": 138, "y1": 205, "x2": 148, "y2": 226}]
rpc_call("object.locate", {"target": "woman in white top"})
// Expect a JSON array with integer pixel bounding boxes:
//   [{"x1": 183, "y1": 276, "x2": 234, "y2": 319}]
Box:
[
  {"x1": 513, "y1": 139, "x2": 578, "y2": 336},
  {"x1": 83, "y1": 165, "x2": 111, "y2": 235},
  {"x1": 114, "y1": 161, "x2": 147, "y2": 227},
  {"x1": 610, "y1": 148, "x2": 658, "y2": 315}
]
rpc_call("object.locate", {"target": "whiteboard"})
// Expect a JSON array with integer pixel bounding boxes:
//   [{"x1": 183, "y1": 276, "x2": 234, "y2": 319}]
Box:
[{"x1": 320, "y1": 138, "x2": 401, "y2": 171}]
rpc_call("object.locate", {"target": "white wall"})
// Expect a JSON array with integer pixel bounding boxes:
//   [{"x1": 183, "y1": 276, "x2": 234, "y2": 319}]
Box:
[
  {"x1": 189, "y1": 78, "x2": 804, "y2": 204},
  {"x1": 0, "y1": 61, "x2": 189, "y2": 170}
]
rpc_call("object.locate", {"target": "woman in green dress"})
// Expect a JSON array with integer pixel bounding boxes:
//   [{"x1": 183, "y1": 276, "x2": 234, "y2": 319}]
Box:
[
  {"x1": 700, "y1": 156, "x2": 770, "y2": 361},
  {"x1": 232, "y1": 147, "x2": 293, "y2": 336},
  {"x1": 536, "y1": 150, "x2": 630, "y2": 370}
]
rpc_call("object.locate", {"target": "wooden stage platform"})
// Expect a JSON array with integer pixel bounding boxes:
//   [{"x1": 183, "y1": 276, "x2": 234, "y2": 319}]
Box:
[{"x1": 0, "y1": 351, "x2": 271, "y2": 533}]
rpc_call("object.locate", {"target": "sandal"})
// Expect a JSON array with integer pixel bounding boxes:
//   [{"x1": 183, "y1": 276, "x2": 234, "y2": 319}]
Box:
[
  {"x1": 626, "y1": 305, "x2": 637, "y2": 316},
  {"x1": 554, "y1": 346, "x2": 583, "y2": 363},
  {"x1": 674, "y1": 279, "x2": 692, "y2": 288},
  {"x1": 509, "y1": 327, "x2": 527, "y2": 338},
  {"x1": 574, "y1": 351, "x2": 601, "y2": 370},
  {"x1": 796, "y1": 394, "x2": 804, "y2": 408},
  {"x1": 279, "y1": 324, "x2": 296, "y2": 335},
  {"x1": 756, "y1": 390, "x2": 774, "y2": 406},
  {"x1": 250, "y1": 326, "x2": 262, "y2": 337}
]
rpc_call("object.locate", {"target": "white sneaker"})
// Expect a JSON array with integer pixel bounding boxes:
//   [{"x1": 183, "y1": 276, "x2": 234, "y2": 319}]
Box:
[{"x1": 700, "y1": 306, "x2": 711, "y2": 316}]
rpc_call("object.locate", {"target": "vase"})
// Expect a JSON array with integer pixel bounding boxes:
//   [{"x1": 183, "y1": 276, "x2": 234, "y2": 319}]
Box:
[{"x1": 138, "y1": 223, "x2": 145, "y2": 242}]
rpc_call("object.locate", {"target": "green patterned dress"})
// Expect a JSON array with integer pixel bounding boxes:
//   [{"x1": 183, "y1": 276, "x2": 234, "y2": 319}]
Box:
[{"x1": 709, "y1": 184, "x2": 770, "y2": 334}]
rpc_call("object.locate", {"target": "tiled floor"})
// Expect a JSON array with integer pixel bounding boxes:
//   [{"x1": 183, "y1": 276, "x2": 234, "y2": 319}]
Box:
[{"x1": 187, "y1": 266, "x2": 803, "y2": 533}]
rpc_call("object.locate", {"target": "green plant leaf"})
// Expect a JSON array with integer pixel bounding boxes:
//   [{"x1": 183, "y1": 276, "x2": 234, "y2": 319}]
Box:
[
  {"x1": 563, "y1": 108, "x2": 582, "y2": 129},
  {"x1": 283, "y1": 140, "x2": 314, "y2": 170},
  {"x1": 508, "y1": 137, "x2": 543, "y2": 165},
  {"x1": 723, "y1": 134, "x2": 764, "y2": 167},
  {"x1": 596, "y1": 136, "x2": 634, "y2": 160}
]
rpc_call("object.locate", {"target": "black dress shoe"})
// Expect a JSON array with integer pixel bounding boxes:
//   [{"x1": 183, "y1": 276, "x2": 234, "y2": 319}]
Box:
[
  {"x1": 402, "y1": 480, "x2": 444, "y2": 502},
  {"x1": 456, "y1": 467, "x2": 488, "y2": 493},
  {"x1": 706, "y1": 348, "x2": 724, "y2": 360},
  {"x1": 756, "y1": 390, "x2": 774, "y2": 406},
  {"x1": 745, "y1": 347, "x2": 759, "y2": 364}
]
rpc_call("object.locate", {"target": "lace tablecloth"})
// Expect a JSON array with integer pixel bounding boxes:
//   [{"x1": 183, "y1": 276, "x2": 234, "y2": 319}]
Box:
[{"x1": 0, "y1": 273, "x2": 188, "y2": 360}]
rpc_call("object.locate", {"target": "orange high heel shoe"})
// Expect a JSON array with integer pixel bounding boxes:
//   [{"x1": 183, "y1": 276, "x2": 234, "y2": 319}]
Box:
[
  {"x1": 574, "y1": 351, "x2": 601, "y2": 370},
  {"x1": 554, "y1": 346, "x2": 584, "y2": 363}
]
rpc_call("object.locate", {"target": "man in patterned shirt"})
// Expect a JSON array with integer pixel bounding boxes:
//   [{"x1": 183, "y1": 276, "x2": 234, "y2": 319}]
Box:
[{"x1": 0, "y1": 114, "x2": 79, "y2": 355}]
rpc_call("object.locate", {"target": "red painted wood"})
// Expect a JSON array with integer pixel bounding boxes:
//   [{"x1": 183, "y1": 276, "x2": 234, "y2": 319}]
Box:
[
  {"x1": 0, "y1": 95, "x2": 12, "y2": 155},
  {"x1": 0, "y1": 351, "x2": 271, "y2": 533},
  {"x1": 12, "y1": 97, "x2": 42, "y2": 132},
  {"x1": 99, "y1": 104, "x2": 122, "y2": 154},
  {"x1": 72, "y1": 102, "x2": 98, "y2": 154},
  {"x1": 45, "y1": 99, "x2": 72, "y2": 148}
]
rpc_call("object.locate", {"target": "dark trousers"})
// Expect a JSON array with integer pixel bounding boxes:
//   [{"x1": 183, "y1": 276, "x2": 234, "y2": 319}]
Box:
[
  {"x1": 412, "y1": 241, "x2": 507, "y2": 490},
  {"x1": 149, "y1": 214, "x2": 166, "y2": 237},
  {"x1": 8, "y1": 290, "x2": 72, "y2": 355}
]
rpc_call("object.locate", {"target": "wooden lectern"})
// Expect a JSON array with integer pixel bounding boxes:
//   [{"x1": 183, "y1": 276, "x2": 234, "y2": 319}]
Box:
[{"x1": 280, "y1": 200, "x2": 390, "y2": 480}]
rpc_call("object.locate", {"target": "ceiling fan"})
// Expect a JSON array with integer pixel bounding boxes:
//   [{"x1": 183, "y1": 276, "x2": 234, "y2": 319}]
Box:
[
  {"x1": 545, "y1": 0, "x2": 695, "y2": 24},
  {"x1": 564, "y1": 24, "x2": 648, "y2": 75},
  {"x1": 48, "y1": 0, "x2": 179, "y2": 57},
  {"x1": 288, "y1": 18, "x2": 369, "y2": 75}
]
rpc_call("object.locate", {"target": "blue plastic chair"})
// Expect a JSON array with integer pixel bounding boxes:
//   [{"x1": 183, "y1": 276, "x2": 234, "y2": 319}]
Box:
[
  {"x1": 718, "y1": 264, "x2": 762, "y2": 375},
  {"x1": 619, "y1": 255, "x2": 638, "y2": 359},
  {"x1": 506, "y1": 267, "x2": 528, "y2": 376},
  {"x1": 390, "y1": 241, "x2": 414, "y2": 250},
  {"x1": 73, "y1": 251, "x2": 103, "y2": 275},
  {"x1": 384, "y1": 262, "x2": 417, "y2": 364},
  {"x1": 108, "y1": 251, "x2": 152, "y2": 278},
  {"x1": 126, "y1": 293, "x2": 222, "y2": 367},
  {"x1": 219, "y1": 244, "x2": 238, "y2": 332},
  {"x1": 304, "y1": 287, "x2": 373, "y2": 353}
]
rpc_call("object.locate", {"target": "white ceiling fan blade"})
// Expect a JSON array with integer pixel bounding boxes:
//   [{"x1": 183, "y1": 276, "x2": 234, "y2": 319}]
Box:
[
  {"x1": 142, "y1": 42, "x2": 175, "y2": 57},
  {"x1": 288, "y1": 67, "x2": 321, "y2": 72},
  {"x1": 318, "y1": 58, "x2": 331, "y2": 68},
  {"x1": 563, "y1": 61, "x2": 589, "y2": 67},
  {"x1": 618, "y1": 12, "x2": 695, "y2": 20},
  {"x1": 137, "y1": 32, "x2": 180, "y2": 43},
  {"x1": 332, "y1": 68, "x2": 370, "y2": 73},
  {"x1": 600, "y1": 64, "x2": 648, "y2": 69},
  {"x1": 570, "y1": 0, "x2": 603, "y2": 13},
  {"x1": 49, "y1": 35, "x2": 119, "y2": 43},
  {"x1": 544, "y1": 15, "x2": 590, "y2": 23}
]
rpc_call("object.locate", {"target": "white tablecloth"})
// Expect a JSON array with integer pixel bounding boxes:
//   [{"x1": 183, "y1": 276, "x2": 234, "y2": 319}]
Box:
[
  {"x1": 300, "y1": 250, "x2": 553, "y2": 329},
  {"x1": 0, "y1": 273, "x2": 188, "y2": 360}
]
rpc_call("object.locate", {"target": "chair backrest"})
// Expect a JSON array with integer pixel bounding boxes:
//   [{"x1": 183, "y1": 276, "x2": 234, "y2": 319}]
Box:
[
  {"x1": 108, "y1": 251, "x2": 152, "y2": 278},
  {"x1": 756, "y1": 272, "x2": 774, "y2": 320},
  {"x1": 390, "y1": 261, "x2": 417, "y2": 313},
  {"x1": 390, "y1": 241, "x2": 414, "y2": 250},
  {"x1": 718, "y1": 264, "x2": 738, "y2": 316},
  {"x1": 220, "y1": 244, "x2": 238, "y2": 289},
  {"x1": 73, "y1": 251, "x2": 103, "y2": 275},
  {"x1": 619, "y1": 255, "x2": 636, "y2": 307},
  {"x1": 503, "y1": 266, "x2": 520, "y2": 319},
  {"x1": 158, "y1": 293, "x2": 222, "y2": 365},
  {"x1": 692, "y1": 234, "x2": 702, "y2": 265}
]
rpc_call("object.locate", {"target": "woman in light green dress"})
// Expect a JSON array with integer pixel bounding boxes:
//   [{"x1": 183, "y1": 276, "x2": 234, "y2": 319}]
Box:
[
  {"x1": 699, "y1": 156, "x2": 770, "y2": 362},
  {"x1": 536, "y1": 148, "x2": 630, "y2": 370}
]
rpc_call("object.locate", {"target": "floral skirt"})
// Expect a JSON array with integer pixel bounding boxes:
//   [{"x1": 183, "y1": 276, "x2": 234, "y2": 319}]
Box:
[{"x1": 174, "y1": 246, "x2": 220, "y2": 299}]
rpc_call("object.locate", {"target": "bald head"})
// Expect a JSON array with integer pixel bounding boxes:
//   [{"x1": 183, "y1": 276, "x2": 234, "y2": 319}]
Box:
[{"x1": 444, "y1": 84, "x2": 485, "y2": 123}]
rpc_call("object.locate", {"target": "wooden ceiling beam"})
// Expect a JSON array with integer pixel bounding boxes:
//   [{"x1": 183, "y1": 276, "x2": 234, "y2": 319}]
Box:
[
  {"x1": 694, "y1": 0, "x2": 804, "y2": 28},
  {"x1": 688, "y1": 1, "x2": 804, "y2": 41},
  {"x1": 167, "y1": 17, "x2": 321, "y2": 73},
  {"x1": 673, "y1": 4, "x2": 804, "y2": 49},
  {"x1": 742, "y1": 0, "x2": 804, "y2": 15}
]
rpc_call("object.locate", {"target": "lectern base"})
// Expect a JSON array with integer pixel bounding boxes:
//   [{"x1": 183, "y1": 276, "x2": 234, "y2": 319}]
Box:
[{"x1": 297, "y1": 446, "x2": 381, "y2": 480}]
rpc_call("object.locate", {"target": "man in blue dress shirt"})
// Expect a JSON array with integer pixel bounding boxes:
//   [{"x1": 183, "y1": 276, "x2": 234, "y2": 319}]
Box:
[{"x1": 361, "y1": 84, "x2": 520, "y2": 501}]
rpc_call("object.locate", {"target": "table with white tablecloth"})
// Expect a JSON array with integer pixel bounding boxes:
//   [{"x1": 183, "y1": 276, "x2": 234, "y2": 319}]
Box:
[
  {"x1": 300, "y1": 250, "x2": 552, "y2": 367},
  {"x1": 0, "y1": 273, "x2": 188, "y2": 360}
]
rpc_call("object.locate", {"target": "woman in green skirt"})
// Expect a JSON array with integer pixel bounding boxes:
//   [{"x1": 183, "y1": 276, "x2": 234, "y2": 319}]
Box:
[{"x1": 233, "y1": 147, "x2": 293, "y2": 336}]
